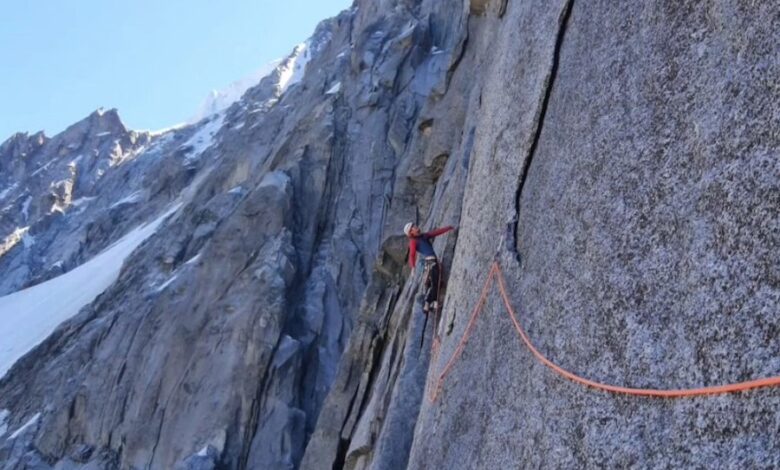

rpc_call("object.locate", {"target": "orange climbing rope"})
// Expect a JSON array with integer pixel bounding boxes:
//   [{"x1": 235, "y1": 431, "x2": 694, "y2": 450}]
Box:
[{"x1": 426, "y1": 261, "x2": 780, "y2": 403}]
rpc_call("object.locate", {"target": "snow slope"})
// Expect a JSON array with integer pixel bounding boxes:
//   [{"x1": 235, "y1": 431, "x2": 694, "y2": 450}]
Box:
[
  {"x1": 0, "y1": 205, "x2": 180, "y2": 379},
  {"x1": 188, "y1": 61, "x2": 281, "y2": 124},
  {"x1": 180, "y1": 113, "x2": 225, "y2": 162},
  {"x1": 188, "y1": 39, "x2": 311, "y2": 125},
  {"x1": 8, "y1": 412, "x2": 39, "y2": 439},
  {"x1": 278, "y1": 41, "x2": 312, "y2": 93}
]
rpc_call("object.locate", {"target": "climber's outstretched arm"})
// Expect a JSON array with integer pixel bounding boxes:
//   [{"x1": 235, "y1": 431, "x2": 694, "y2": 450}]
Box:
[{"x1": 425, "y1": 226, "x2": 455, "y2": 238}]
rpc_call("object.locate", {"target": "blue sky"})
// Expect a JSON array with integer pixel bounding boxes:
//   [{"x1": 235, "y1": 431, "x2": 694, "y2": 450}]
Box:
[{"x1": 0, "y1": 0, "x2": 352, "y2": 141}]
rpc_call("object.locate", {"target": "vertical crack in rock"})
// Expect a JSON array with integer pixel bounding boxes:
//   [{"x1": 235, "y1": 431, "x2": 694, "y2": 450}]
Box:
[
  {"x1": 445, "y1": 33, "x2": 470, "y2": 93},
  {"x1": 147, "y1": 408, "x2": 166, "y2": 469},
  {"x1": 509, "y1": 0, "x2": 574, "y2": 258},
  {"x1": 238, "y1": 348, "x2": 275, "y2": 470}
]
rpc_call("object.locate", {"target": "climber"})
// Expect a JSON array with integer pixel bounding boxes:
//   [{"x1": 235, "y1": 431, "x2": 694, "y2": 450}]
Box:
[{"x1": 404, "y1": 222, "x2": 455, "y2": 314}]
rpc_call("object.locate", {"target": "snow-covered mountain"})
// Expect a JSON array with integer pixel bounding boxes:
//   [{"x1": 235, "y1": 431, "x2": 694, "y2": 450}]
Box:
[
  {"x1": 1, "y1": 1, "x2": 779, "y2": 469},
  {"x1": 0, "y1": 16, "x2": 351, "y2": 468},
  {"x1": 0, "y1": 23, "x2": 341, "y2": 410},
  {"x1": 188, "y1": 62, "x2": 282, "y2": 125},
  {"x1": 188, "y1": 40, "x2": 314, "y2": 125},
  {"x1": 0, "y1": 203, "x2": 180, "y2": 378}
]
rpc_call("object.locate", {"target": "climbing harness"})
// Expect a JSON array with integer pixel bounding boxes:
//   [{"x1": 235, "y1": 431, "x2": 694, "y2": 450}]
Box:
[
  {"x1": 426, "y1": 261, "x2": 780, "y2": 403},
  {"x1": 420, "y1": 257, "x2": 444, "y2": 351},
  {"x1": 423, "y1": 257, "x2": 442, "y2": 311}
]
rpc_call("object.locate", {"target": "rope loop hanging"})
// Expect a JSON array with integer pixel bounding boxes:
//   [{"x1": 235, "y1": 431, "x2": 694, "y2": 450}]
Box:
[{"x1": 426, "y1": 261, "x2": 780, "y2": 403}]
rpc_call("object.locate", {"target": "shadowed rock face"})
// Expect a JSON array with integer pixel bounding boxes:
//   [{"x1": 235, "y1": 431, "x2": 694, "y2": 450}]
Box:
[{"x1": 1, "y1": 0, "x2": 778, "y2": 469}]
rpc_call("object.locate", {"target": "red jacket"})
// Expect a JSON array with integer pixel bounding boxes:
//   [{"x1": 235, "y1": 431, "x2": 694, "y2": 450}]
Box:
[{"x1": 408, "y1": 226, "x2": 454, "y2": 268}]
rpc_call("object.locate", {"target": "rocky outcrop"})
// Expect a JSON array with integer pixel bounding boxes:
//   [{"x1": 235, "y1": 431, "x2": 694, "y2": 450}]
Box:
[
  {"x1": 1, "y1": 0, "x2": 778, "y2": 469},
  {"x1": 0, "y1": 108, "x2": 171, "y2": 295}
]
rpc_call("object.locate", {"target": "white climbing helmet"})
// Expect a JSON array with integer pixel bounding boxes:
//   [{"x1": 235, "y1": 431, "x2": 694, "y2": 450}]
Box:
[{"x1": 404, "y1": 222, "x2": 414, "y2": 236}]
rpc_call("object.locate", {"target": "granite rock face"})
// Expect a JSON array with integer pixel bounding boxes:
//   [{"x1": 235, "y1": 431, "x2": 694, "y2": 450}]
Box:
[
  {"x1": 1, "y1": 0, "x2": 778, "y2": 469},
  {"x1": 407, "y1": 1, "x2": 780, "y2": 469}
]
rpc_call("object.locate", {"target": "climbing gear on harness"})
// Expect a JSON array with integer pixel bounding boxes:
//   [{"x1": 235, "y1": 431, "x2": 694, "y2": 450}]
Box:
[
  {"x1": 420, "y1": 259, "x2": 444, "y2": 350},
  {"x1": 426, "y1": 260, "x2": 780, "y2": 403},
  {"x1": 422, "y1": 257, "x2": 441, "y2": 312},
  {"x1": 406, "y1": 223, "x2": 453, "y2": 351}
]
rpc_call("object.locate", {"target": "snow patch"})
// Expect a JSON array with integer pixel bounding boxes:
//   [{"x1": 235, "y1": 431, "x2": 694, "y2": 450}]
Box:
[
  {"x1": 9, "y1": 412, "x2": 40, "y2": 439},
  {"x1": 21, "y1": 196, "x2": 32, "y2": 221},
  {"x1": 272, "y1": 335, "x2": 300, "y2": 367},
  {"x1": 197, "y1": 445, "x2": 210, "y2": 457},
  {"x1": 31, "y1": 160, "x2": 55, "y2": 177},
  {"x1": 399, "y1": 22, "x2": 416, "y2": 39},
  {"x1": 179, "y1": 113, "x2": 225, "y2": 162},
  {"x1": 110, "y1": 191, "x2": 142, "y2": 209},
  {"x1": 95, "y1": 131, "x2": 112, "y2": 137},
  {"x1": 0, "y1": 183, "x2": 18, "y2": 201},
  {"x1": 258, "y1": 171, "x2": 290, "y2": 190},
  {"x1": 108, "y1": 141, "x2": 130, "y2": 167},
  {"x1": 188, "y1": 60, "x2": 281, "y2": 124},
  {"x1": 154, "y1": 249, "x2": 205, "y2": 292},
  {"x1": 71, "y1": 196, "x2": 97, "y2": 208},
  {"x1": 155, "y1": 273, "x2": 179, "y2": 293},
  {"x1": 228, "y1": 186, "x2": 244, "y2": 195},
  {"x1": 145, "y1": 123, "x2": 187, "y2": 137},
  {"x1": 325, "y1": 82, "x2": 342, "y2": 95},
  {"x1": 0, "y1": 204, "x2": 181, "y2": 379},
  {"x1": 278, "y1": 41, "x2": 312, "y2": 93},
  {"x1": 185, "y1": 253, "x2": 201, "y2": 265}
]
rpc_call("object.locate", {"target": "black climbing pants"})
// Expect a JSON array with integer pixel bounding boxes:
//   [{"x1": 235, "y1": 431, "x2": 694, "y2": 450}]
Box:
[{"x1": 423, "y1": 258, "x2": 441, "y2": 308}]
